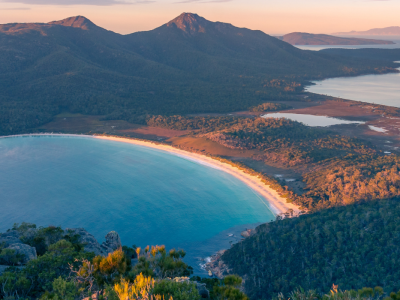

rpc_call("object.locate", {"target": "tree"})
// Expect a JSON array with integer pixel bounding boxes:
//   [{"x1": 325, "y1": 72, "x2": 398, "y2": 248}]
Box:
[{"x1": 213, "y1": 275, "x2": 248, "y2": 300}]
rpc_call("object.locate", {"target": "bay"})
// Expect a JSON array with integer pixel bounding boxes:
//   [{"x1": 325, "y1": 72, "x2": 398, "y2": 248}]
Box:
[
  {"x1": 0, "y1": 135, "x2": 275, "y2": 274},
  {"x1": 305, "y1": 64, "x2": 400, "y2": 107}
]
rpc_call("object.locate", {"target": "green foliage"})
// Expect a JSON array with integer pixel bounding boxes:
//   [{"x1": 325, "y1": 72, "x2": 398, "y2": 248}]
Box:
[
  {"x1": 152, "y1": 280, "x2": 201, "y2": 300},
  {"x1": 212, "y1": 275, "x2": 248, "y2": 300},
  {"x1": 20, "y1": 225, "x2": 64, "y2": 256},
  {"x1": 92, "y1": 248, "x2": 130, "y2": 285},
  {"x1": 39, "y1": 277, "x2": 78, "y2": 300},
  {"x1": 130, "y1": 246, "x2": 193, "y2": 280},
  {"x1": 11, "y1": 223, "x2": 37, "y2": 232},
  {"x1": 23, "y1": 239, "x2": 93, "y2": 296},
  {"x1": 0, "y1": 269, "x2": 32, "y2": 299},
  {"x1": 249, "y1": 102, "x2": 291, "y2": 112},
  {"x1": 277, "y1": 286, "x2": 385, "y2": 300},
  {"x1": 191, "y1": 276, "x2": 221, "y2": 293},
  {"x1": 221, "y1": 199, "x2": 400, "y2": 299},
  {"x1": 146, "y1": 116, "x2": 241, "y2": 132},
  {"x1": 0, "y1": 248, "x2": 25, "y2": 266},
  {"x1": 122, "y1": 245, "x2": 138, "y2": 259}
]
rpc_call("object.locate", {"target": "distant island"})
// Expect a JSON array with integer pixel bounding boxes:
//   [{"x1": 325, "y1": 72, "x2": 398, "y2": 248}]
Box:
[
  {"x1": 334, "y1": 26, "x2": 400, "y2": 36},
  {"x1": 279, "y1": 32, "x2": 394, "y2": 45}
]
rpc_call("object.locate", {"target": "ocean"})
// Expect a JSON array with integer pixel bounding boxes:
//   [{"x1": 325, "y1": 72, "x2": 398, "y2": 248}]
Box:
[
  {"x1": 305, "y1": 65, "x2": 400, "y2": 107},
  {"x1": 0, "y1": 135, "x2": 275, "y2": 274}
]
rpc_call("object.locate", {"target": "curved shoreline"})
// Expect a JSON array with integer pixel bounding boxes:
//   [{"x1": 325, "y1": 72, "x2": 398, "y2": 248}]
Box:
[{"x1": 1, "y1": 133, "x2": 300, "y2": 215}]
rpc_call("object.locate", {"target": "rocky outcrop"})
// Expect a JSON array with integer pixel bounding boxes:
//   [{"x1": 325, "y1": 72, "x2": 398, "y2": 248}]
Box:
[
  {"x1": 205, "y1": 250, "x2": 230, "y2": 279},
  {"x1": 6, "y1": 243, "x2": 37, "y2": 264},
  {"x1": 65, "y1": 228, "x2": 121, "y2": 256},
  {"x1": 101, "y1": 231, "x2": 121, "y2": 252},
  {"x1": 0, "y1": 231, "x2": 23, "y2": 247}
]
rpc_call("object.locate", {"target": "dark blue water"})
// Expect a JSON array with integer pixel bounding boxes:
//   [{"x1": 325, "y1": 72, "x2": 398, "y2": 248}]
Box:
[{"x1": 0, "y1": 135, "x2": 275, "y2": 274}]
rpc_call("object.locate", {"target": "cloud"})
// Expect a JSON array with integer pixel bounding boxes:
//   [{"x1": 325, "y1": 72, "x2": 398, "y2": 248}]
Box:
[
  {"x1": 0, "y1": 6, "x2": 30, "y2": 8},
  {"x1": 175, "y1": 0, "x2": 232, "y2": 3},
  {"x1": 1, "y1": 0, "x2": 153, "y2": 5}
]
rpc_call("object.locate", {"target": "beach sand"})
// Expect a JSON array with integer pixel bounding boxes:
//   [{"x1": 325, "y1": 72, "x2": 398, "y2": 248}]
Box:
[{"x1": 94, "y1": 135, "x2": 300, "y2": 215}]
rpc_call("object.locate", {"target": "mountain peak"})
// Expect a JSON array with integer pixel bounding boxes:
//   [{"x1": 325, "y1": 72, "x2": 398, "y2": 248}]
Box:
[
  {"x1": 48, "y1": 16, "x2": 96, "y2": 30},
  {"x1": 166, "y1": 13, "x2": 209, "y2": 35}
]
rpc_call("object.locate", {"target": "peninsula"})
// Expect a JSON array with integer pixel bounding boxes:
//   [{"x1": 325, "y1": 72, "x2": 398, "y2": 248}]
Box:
[
  {"x1": 334, "y1": 26, "x2": 400, "y2": 36},
  {"x1": 280, "y1": 32, "x2": 394, "y2": 45}
]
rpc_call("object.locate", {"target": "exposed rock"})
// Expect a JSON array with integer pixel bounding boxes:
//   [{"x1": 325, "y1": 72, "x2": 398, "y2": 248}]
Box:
[
  {"x1": 19, "y1": 228, "x2": 38, "y2": 241},
  {"x1": 6, "y1": 243, "x2": 37, "y2": 264},
  {"x1": 101, "y1": 231, "x2": 121, "y2": 252},
  {"x1": 241, "y1": 229, "x2": 252, "y2": 238},
  {"x1": 205, "y1": 249, "x2": 230, "y2": 279},
  {"x1": 0, "y1": 231, "x2": 23, "y2": 247},
  {"x1": 65, "y1": 228, "x2": 104, "y2": 256},
  {"x1": 65, "y1": 228, "x2": 121, "y2": 256},
  {"x1": 196, "y1": 282, "x2": 210, "y2": 298}
]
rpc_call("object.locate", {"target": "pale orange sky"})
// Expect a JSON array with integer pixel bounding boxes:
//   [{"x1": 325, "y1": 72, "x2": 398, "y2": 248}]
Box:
[{"x1": 0, "y1": 0, "x2": 399, "y2": 35}]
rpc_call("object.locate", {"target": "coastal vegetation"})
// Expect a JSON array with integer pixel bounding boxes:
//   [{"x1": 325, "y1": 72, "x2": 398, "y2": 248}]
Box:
[
  {"x1": 0, "y1": 223, "x2": 247, "y2": 300},
  {"x1": 2, "y1": 11, "x2": 400, "y2": 300},
  {"x1": 142, "y1": 115, "x2": 400, "y2": 211},
  {"x1": 248, "y1": 103, "x2": 291, "y2": 112},
  {"x1": 221, "y1": 198, "x2": 400, "y2": 300}
]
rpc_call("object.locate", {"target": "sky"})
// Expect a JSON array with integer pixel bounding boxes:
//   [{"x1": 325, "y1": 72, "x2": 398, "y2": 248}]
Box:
[{"x1": 0, "y1": 0, "x2": 399, "y2": 35}]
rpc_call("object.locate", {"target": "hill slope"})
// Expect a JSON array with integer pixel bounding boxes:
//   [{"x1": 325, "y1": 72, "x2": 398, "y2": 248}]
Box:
[
  {"x1": 281, "y1": 32, "x2": 394, "y2": 45},
  {"x1": 0, "y1": 13, "x2": 397, "y2": 135},
  {"x1": 221, "y1": 198, "x2": 400, "y2": 299},
  {"x1": 334, "y1": 26, "x2": 400, "y2": 36}
]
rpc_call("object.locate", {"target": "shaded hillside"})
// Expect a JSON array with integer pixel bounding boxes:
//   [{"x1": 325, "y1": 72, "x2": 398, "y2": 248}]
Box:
[
  {"x1": 221, "y1": 198, "x2": 400, "y2": 300},
  {"x1": 0, "y1": 13, "x2": 396, "y2": 135},
  {"x1": 281, "y1": 32, "x2": 394, "y2": 45},
  {"x1": 334, "y1": 26, "x2": 400, "y2": 36}
]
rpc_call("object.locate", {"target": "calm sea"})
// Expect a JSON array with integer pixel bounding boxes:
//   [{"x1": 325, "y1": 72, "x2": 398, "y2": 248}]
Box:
[
  {"x1": 305, "y1": 66, "x2": 400, "y2": 107},
  {"x1": 295, "y1": 36, "x2": 400, "y2": 51},
  {"x1": 0, "y1": 135, "x2": 275, "y2": 274}
]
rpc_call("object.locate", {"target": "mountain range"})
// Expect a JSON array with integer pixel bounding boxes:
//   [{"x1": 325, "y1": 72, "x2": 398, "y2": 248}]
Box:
[
  {"x1": 334, "y1": 26, "x2": 400, "y2": 36},
  {"x1": 0, "y1": 13, "x2": 397, "y2": 135},
  {"x1": 280, "y1": 32, "x2": 394, "y2": 45}
]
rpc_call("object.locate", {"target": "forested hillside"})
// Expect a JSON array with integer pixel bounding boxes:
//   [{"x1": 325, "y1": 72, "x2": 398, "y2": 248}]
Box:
[
  {"x1": 0, "y1": 14, "x2": 397, "y2": 135},
  {"x1": 221, "y1": 198, "x2": 400, "y2": 300}
]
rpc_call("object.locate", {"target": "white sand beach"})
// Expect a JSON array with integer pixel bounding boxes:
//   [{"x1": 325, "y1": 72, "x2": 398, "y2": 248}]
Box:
[{"x1": 94, "y1": 135, "x2": 300, "y2": 215}]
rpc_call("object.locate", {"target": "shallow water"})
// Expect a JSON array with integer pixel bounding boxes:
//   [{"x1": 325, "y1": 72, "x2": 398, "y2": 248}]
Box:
[
  {"x1": 262, "y1": 113, "x2": 364, "y2": 127},
  {"x1": 0, "y1": 135, "x2": 275, "y2": 274}
]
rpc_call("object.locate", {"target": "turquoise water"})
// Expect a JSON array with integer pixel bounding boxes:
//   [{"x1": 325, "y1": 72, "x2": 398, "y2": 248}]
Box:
[
  {"x1": 306, "y1": 66, "x2": 400, "y2": 107},
  {"x1": 0, "y1": 135, "x2": 275, "y2": 274}
]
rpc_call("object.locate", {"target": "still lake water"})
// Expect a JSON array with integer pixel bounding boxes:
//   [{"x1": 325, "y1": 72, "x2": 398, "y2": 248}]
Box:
[
  {"x1": 262, "y1": 113, "x2": 364, "y2": 127},
  {"x1": 0, "y1": 135, "x2": 275, "y2": 274},
  {"x1": 305, "y1": 66, "x2": 400, "y2": 107},
  {"x1": 295, "y1": 37, "x2": 400, "y2": 51},
  {"x1": 298, "y1": 38, "x2": 400, "y2": 107}
]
